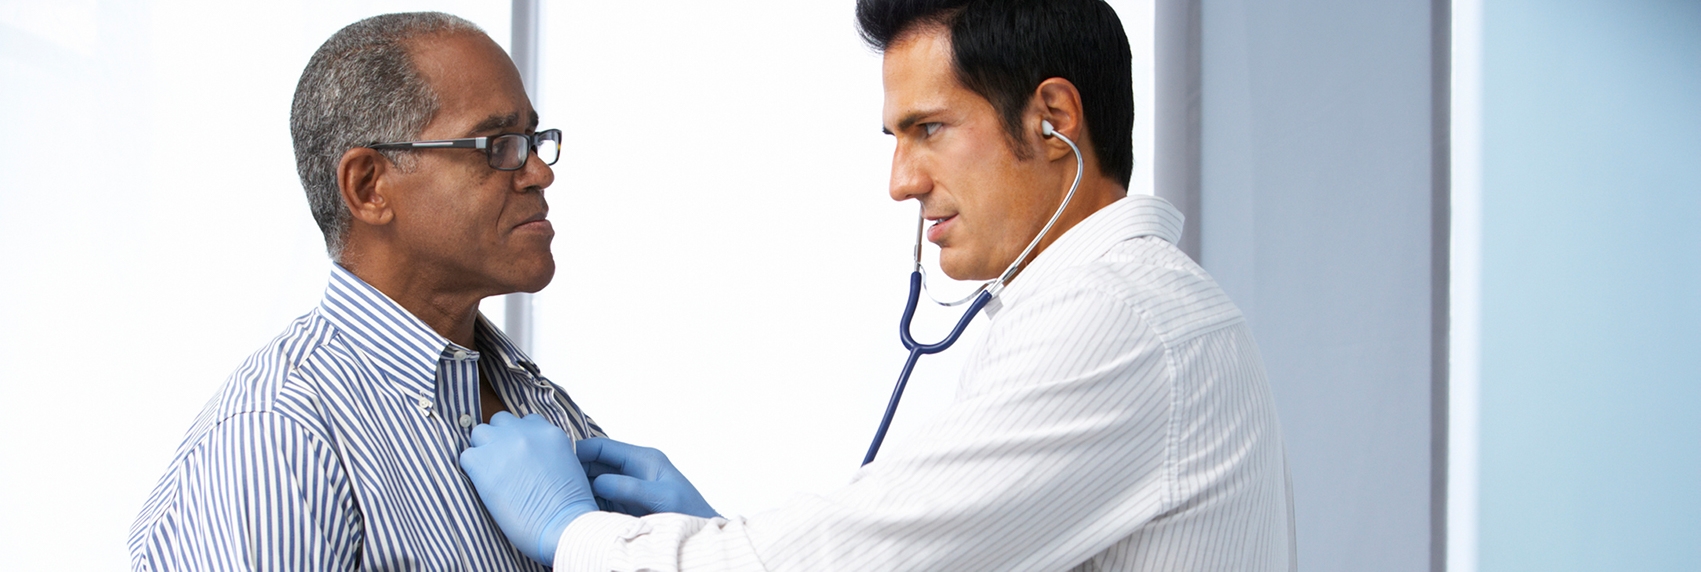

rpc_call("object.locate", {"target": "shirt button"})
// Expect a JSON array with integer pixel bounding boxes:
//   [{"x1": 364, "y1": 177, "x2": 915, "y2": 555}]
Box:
[
  {"x1": 452, "y1": 349, "x2": 468, "y2": 360},
  {"x1": 459, "y1": 414, "x2": 475, "y2": 428}
]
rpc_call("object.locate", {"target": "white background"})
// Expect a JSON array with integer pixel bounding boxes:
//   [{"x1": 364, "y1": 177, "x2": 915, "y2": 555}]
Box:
[{"x1": 0, "y1": 1, "x2": 1152, "y2": 567}]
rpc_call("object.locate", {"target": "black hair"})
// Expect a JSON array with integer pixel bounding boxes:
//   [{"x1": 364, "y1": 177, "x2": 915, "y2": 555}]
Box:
[{"x1": 857, "y1": 0, "x2": 1134, "y2": 187}]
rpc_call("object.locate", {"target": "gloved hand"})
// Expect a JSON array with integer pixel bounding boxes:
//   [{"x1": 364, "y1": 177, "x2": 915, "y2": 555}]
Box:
[
  {"x1": 458, "y1": 412, "x2": 599, "y2": 565},
  {"x1": 577, "y1": 437, "x2": 721, "y2": 519}
]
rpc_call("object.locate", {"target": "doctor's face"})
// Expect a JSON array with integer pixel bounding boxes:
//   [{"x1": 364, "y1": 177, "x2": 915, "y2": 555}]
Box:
[
  {"x1": 384, "y1": 32, "x2": 557, "y2": 294},
  {"x1": 881, "y1": 28, "x2": 1055, "y2": 281}
]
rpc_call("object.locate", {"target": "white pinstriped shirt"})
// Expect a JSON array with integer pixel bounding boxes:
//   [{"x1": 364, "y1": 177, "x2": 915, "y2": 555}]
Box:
[
  {"x1": 129, "y1": 265, "x2": 604, "y2": 570},
  {"x1": 553, "y1": 195, "x2": 1295, "y2": 571}
]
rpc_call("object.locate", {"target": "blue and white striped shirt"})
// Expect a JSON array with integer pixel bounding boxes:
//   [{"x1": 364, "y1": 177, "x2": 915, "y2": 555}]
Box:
[{"x1": 130, "y1": 265, "x2": 604, "y2": 570}]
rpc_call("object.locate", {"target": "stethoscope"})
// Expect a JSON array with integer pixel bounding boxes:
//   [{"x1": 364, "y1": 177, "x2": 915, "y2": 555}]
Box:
[{"x1": 862, "y1": 120, "x2": 1085, "y2": 465}]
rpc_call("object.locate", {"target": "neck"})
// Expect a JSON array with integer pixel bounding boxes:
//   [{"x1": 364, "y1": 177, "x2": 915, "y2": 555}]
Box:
[
  {"x1": 339, "y1": 246, "x2": 486, "y2": 349},
  {"x1": 1006, "y1": 174, "x2": 1126, "y2": 283}
]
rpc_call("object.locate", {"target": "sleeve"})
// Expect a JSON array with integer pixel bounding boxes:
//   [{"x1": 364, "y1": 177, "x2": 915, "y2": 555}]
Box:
[
  {"x1": 128, "y1": 412, "x2": 362, "y2": 571},
  {"x1": 552, "y1": 278, "x2": 1176, "y2": 572}
]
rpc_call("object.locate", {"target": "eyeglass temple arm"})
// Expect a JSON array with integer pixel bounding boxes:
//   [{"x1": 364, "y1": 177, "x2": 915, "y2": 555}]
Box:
[{"x1": 370, "y1": 138, "x2": 488, "y2": 150}]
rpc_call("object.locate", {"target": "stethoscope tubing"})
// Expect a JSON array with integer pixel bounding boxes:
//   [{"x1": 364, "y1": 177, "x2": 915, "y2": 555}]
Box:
[
  {"x1": 862, "y1": 273, "x2": 993, "y2": 466},
  {"x1": 861, "y1": 125, "x2": 1082, "y2": 467}
]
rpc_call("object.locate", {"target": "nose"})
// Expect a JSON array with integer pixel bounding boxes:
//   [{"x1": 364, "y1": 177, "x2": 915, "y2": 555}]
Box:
[
  {"x1": 516, "y1": 147, "x2": 555, "y2": 193},
  {"x1": 888, "y1": 142, "x2": 932, "y2": 203}
]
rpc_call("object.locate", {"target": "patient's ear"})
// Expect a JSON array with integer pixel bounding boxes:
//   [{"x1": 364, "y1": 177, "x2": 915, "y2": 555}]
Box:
[{"x1": 338, "y1": 147, "x2": 395, "y2": 227}]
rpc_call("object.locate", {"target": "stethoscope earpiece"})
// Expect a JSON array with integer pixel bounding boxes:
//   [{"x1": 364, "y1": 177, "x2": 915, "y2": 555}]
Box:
[{"x1": 1042, "y1": 119, "x2": 1056, "y2": 137}]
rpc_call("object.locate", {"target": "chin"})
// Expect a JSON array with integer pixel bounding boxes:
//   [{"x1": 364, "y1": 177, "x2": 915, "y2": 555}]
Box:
[
  {"x1": 938, "y1": 251, "x2": 998, "y2": 282},
  {"x1": 509, "y1": 255, "x2": 556, "y2": 293}
]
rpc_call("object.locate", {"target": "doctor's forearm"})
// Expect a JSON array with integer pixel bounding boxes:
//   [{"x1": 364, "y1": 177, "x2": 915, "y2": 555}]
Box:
[{"x1": 553, "y1": 511, "x2": 766, "y2": 571}]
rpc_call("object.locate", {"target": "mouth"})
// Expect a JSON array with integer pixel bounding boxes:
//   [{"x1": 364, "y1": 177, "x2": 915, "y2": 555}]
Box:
[
  {"x1": 925, "y1": 213, "x2": 956, "y2": 243},
  {"x1": 514, "y1": 212, "x2": 553, "y2": 234}
]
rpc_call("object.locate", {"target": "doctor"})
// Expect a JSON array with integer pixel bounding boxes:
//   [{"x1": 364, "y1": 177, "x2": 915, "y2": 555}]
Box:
[{"x1": 460, "y1": 0, "x2": 1295, "y2": 570}]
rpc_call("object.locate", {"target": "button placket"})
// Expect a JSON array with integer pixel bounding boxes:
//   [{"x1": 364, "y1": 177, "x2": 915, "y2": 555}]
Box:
[
  {"x1": 436, "y1": 348, "x2": 480, "y2": 435},
  {"x1": 456, "y1": 356, "x2": 481, "y2": 434}
]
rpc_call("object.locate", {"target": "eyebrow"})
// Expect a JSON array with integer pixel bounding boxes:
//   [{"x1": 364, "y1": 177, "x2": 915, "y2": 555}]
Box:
[
  {"x1": 467, "y1": 111, "x2": 540, "y2": 136},
  {"x1": 882, "y1": 109, "x2": 943, "y2": 135}
]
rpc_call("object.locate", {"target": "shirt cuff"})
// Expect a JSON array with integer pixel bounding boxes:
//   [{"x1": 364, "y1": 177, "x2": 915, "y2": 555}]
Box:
[{"x1": 552, "y1": 511, "x2": 641, "y2": 571}]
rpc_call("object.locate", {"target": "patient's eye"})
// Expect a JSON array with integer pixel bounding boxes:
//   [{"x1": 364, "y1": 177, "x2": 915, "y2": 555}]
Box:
[{"x1": 923, "y1": 122, "x2": 942, "y2": 137}]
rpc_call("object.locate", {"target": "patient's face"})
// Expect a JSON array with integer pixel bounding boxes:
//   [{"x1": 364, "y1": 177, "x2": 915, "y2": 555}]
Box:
[{"x1": 383, "y1": 32, "x2": 556, "y2": 295}]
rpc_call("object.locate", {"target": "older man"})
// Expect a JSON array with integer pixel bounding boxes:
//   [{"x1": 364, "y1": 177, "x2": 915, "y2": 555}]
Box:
[{"x1": 128, "y1": 12, "x2": 598, "y2": 570}]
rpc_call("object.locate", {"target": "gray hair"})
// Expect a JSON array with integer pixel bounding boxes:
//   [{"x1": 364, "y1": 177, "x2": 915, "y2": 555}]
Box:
[{"x1": 290, "y1": 12, "x2": 485, "y2": 259}]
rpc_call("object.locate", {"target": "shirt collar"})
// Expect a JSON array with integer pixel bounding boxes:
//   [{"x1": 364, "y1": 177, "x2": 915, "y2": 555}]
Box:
[
  {"x1": 987, "y1": 194, "x2": 1184, "y2": 317},
  {"x1": 318, "y1": 264, "x2": 457, "y2": 397},
  {"x1": 472, "y1": 313, "x2": 541, "y2": 378}
]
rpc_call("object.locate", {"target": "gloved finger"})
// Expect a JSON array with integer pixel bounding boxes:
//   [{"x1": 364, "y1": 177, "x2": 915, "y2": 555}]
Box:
[
  {"x1": 583, "y1": 461, "x2": 621, "y2": 480},
  {"x1": 469, "y1": 423, "x2": 497, "y2": 447},
  {"x1": 578, "y1": 438, "x2": 666, "y2": 480},
  {"x1": 457, "y1": 446, "x2": 482, "y2": 473},
  {"x1": 591, "y1": 473, "x2": 659, "y2": 515},
  {"x1": 488, "y1": 411, "x2": 520, "y2": 426},
  {"x1": 574, "y1": 437, "x2": 614, "y2": 465}
]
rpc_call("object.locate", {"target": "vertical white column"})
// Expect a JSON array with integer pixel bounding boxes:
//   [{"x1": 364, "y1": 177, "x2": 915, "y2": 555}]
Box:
[
  {"x1": 1154, "y1": 0, "x2": 1202, "y2": 261},
  {"x1": 505, "y1": 0, "x2": 541, "y2": 355},
  {"x1": 1448, "y1": 0, "x2": 1483, "y2": 570}
]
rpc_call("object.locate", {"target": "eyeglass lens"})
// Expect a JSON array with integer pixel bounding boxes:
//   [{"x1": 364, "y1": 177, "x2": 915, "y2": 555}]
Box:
[{"x1": 489, "y1": 130, "x2": 562, "y2": 171}]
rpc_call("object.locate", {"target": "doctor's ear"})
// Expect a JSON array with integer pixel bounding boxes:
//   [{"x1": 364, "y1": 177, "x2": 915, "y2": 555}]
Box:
[
  {"x1": 337, "y1": 147, "x2": 397, "y2": 227},
  {"x1": 1032, "y1": 77, "x2": 1086, "y2": 161}
]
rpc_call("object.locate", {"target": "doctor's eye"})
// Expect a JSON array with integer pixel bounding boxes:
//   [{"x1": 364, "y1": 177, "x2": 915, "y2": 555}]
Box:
[{"x1": 923, "y1": 122, "x2": 942, "y2": 137}]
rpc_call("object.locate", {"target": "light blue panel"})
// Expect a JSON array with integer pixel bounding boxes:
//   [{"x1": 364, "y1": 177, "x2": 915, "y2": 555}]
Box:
[{"x1": 1480, "y1": 1, "x2": 1701, "y2": 571}]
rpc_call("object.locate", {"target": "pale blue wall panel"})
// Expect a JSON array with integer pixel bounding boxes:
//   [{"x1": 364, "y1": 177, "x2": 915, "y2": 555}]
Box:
[
  {"x1": 1192, "y1": 0, "x2": 1446, "y2": 569},
  {"x1": 1480, "y1": 1, "x2": 1701, "y2": 570}
]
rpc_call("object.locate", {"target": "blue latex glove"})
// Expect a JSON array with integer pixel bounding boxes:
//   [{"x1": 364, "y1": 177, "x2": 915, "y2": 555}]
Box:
[
  {"x1": 577, "y1": 437, "x2": 721, "y2": 519},
  {"x1": 458, "y1": 412, "x2": 599, "y2": 565}
]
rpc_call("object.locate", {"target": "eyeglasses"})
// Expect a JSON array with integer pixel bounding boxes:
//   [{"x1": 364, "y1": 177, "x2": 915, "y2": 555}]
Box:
[{"x1": 370, "y1": 128, "x2": 561, "y2": 171}]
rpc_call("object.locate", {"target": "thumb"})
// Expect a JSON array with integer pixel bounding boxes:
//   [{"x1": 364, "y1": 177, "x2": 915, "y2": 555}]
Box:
[
  {"x1": 575, "y1": 437, "x2": 612, "y2": 465},
  {"x1": 591, "y1": 473, "x2": 658, "y2": 515},
  {"x1": 456, "y1": 448, "x2": 482, "y2": 480}
]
